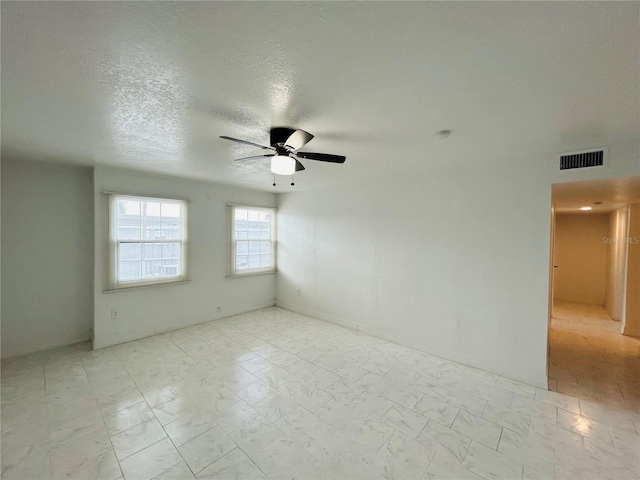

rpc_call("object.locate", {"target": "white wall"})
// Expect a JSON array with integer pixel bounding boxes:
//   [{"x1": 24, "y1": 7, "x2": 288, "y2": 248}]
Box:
[
  {"x1": 1, "y1": 159, "x2": 94, "y2": 358},
  {"x1": 553, "y1": 213, "x2": 609, "y2": 306},
  {"x1": 605, "y1": 206, "x2": 629, "y2": 321},
  {"x1": 277, "y1": 163, "x2": 551, "y2": 387},
  {"x1": 277, "y1": 140, "x2": 639, "y2": 388},
  {"x1": 93, "y1": 167, "x2": 277, "y2": 349}
]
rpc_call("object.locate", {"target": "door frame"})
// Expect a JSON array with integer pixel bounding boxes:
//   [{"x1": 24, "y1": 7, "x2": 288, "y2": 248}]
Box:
[{"x1": 546, "y1": 202, "x2": 556, "y2": 381}]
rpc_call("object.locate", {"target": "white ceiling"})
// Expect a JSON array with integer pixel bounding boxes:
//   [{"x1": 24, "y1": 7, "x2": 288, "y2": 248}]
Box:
[{"x1": 2, "y1": 2, "x2": 639, "y2": 192}]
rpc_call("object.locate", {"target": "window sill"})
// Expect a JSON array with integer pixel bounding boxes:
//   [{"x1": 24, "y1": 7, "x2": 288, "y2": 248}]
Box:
[
  {"x1": 103, "y1": 279, "x2": 191, "y2": 293},
  {"x1": 227, "y1": 270, "x2": 277, "y2": 279}
]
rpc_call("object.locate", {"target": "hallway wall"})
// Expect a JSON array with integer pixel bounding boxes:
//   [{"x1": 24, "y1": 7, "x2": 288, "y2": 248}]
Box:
[
  {"x1": 605, "y1": 206, "x2": 629, "y2": 321},
  {"x1": 622, "y1": 204, "x2": 640, "y2": 338},
  {"x1": 554, "y1": 212, "x2": 609, "y2": 305}
]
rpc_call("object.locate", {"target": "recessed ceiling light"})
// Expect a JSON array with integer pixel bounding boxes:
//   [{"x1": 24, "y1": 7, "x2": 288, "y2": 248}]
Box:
[{"x1": 580, "y1": 206, "x2": 592, "y2": 211}]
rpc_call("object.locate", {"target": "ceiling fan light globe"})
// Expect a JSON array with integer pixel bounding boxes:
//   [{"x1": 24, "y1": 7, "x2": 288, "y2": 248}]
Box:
[{"x1": 270, "y1": 155, "x2": 296, "y2": 175}]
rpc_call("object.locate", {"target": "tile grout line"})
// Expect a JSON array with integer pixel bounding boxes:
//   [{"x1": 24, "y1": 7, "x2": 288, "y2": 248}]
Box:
[
  {"x1": 495, "y1": 426, "x2": 504, "y2": 453},
  {"x1": 82, "y1": 359, "x2": 126, "y2": 479},
  {"x1": 112, "y1": 334, "x2": 189, "y2": 479}
]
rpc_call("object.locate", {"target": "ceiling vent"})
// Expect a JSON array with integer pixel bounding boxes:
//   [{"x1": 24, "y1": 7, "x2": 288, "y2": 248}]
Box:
[{"x1": 558, "y1": 148, "x2": 607, "y2": 171}]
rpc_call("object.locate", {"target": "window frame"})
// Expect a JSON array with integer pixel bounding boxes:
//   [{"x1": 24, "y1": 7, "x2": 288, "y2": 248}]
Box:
[
  {"x1": 229, "y1": 205, "x2": 277, "y2": 277},
  {"x1": 108, "y1": 194, "x2": 189, "y2": 290}
]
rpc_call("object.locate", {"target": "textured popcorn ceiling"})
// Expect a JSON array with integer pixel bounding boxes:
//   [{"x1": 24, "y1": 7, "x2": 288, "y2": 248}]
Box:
[{"x1": 1, "y1": 2, "x2": 638, "y2": 192}]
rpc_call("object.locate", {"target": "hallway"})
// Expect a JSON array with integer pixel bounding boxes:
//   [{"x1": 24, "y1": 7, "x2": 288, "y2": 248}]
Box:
[{"x1": 549, "y1": 300, "x2": 640, "y2": 414}]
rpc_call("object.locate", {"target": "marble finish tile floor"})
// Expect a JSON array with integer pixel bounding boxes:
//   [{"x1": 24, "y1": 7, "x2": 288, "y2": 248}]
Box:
[
  {"x1": 2, "y1": 307, "x2": 639, "y2": 479},
  {"x1": 549, "y1": 300, "x2": 640, "y2": 414}
]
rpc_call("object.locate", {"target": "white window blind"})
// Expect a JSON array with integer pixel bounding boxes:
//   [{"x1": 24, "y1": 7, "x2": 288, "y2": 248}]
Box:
[{"x1": 109, "y1": 195, "x2": 188, "y2": 289}]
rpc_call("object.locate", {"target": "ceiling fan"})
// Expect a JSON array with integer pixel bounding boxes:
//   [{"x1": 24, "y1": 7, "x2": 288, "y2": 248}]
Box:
[{"x1": 220, "y1": 127, "x2": 346, "y2": 182}]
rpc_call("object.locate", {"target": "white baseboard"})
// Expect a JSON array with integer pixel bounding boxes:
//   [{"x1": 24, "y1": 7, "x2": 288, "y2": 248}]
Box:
[
  {"x1": 92, "y1": 300, "x2": 277, "y2": 350},
  {"x1": 277, "y1": 301, "x2": 548, "y2": 389}
]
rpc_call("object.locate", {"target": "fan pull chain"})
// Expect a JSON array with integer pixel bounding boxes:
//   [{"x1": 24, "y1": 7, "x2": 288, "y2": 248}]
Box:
[
  {"x1": 273, "y1": 174, "x2": 276, "y2": 187},
  {"x1": 290, "y1": 174, "x2": 294, "y2": 186}
]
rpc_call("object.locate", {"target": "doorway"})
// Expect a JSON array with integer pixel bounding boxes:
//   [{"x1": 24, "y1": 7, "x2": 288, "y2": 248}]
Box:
[{"x1": 549, "y1": 177, "x2": 640, "y2": 413}]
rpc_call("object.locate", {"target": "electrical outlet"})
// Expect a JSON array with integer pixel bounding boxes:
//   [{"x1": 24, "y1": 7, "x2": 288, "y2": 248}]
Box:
[
  {"x1": 296, "y1": 288, "x2": 301, "y2": 296},
  {"x1": 111, "y1": 309, "x2": 119, "y2": 319}
]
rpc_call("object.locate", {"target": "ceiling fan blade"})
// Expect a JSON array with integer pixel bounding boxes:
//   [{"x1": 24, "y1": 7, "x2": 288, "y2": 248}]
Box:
[
  {"x1": 295, "y1": 152, "x2": 346, "y2": 163},
  {"x1": 295, "y1": 159, "x2": 305, "y2": 172},
  {"x1": 233, "y1": 154, "x2": 274, "y2": 162},
  {"x1": 220, "y1": 136, "x2": 275, "y2": 151},
  {"x1": 284, "y1": 129, "x2": 314, "y2": 151}
]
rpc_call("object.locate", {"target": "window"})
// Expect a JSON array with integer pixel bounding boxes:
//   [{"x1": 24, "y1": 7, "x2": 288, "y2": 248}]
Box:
[
  {"x1": 231, "y1": 206, "x2": 276, "y2": 276},
  {"x1": 109, "y1": 195, "x2": 187, "y2": 289}
]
